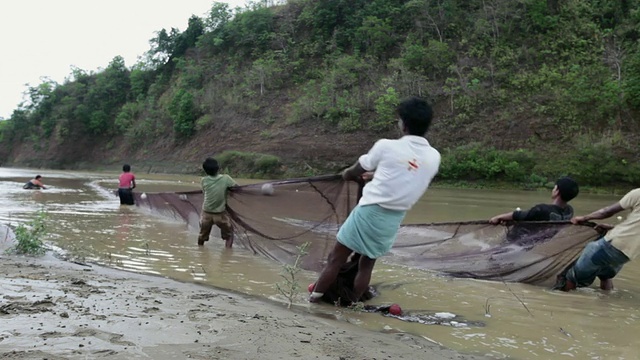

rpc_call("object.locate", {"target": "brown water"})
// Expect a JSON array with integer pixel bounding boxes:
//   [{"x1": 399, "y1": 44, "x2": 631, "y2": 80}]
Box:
[{"x1": 2, "y1": 168, "x2": 639, "y2": 359}]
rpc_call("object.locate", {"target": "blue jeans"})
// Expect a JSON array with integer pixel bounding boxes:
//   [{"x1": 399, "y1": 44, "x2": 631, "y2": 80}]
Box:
[{"x1": 564, "y1": 237, "x2": 630, "y2": 288}]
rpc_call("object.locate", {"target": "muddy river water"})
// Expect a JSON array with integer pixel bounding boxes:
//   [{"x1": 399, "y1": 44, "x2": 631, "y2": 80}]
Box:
[{"x1": 1, "y1": 167, "x2": 639, "y2": 359}]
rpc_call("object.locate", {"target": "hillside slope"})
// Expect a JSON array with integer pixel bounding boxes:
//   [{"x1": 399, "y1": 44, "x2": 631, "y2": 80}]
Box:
[{"x1": 2, "y1": 0, "x2": 640, "y2": 186}]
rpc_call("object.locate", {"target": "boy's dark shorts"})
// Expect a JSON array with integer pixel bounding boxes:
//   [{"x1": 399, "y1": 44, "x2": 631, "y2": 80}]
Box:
[
  {"x1": 198, "y1": 211, "x2": 233, "y2": 244},
  {"x1": 118, "y1": 188, "x2": 135, "y2": 205}
]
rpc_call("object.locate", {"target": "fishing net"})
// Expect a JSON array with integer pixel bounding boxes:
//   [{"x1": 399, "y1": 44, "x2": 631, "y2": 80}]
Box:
[{"x1": 133, "y1": 175, "x2": 600, "y2": 287}]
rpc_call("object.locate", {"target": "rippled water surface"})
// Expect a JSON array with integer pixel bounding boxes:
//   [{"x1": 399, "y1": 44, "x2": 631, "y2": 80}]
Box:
[{"x1": 2, "y1": 167, "x2": 638, "y2": 359}]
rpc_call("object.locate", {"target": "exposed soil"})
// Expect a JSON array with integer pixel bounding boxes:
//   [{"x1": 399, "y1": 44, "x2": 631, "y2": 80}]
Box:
[{"x1": 0, "y1": 251, "x2": 487, "y2": 360}]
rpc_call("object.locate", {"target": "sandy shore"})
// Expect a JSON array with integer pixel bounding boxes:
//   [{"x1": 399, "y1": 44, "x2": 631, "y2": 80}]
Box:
[{"x1": 0, "y1": 252, "x2": 486, "y2": 360}]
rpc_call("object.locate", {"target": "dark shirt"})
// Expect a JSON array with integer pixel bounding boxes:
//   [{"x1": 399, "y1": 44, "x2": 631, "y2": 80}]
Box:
[
  {"x1": 512, "y1": 204, "x2": 573, "y2": 222},
  {"x1": 506, "y1": 204, "x2": 573, "y2": 245}
]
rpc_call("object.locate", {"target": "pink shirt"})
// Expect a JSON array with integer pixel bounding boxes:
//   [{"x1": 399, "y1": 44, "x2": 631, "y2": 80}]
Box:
[{"x1": 119, "y1": 172, "x2": 135, "y2": 188}]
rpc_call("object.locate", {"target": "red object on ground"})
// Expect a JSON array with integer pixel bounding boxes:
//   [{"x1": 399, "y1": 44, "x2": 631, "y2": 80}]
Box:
[
  {"x1": 308, "y1": 283, "x2": 315, "y2": 293},
  {"x1": 389, "y1": 304, "x2": 402, "y2": 316}
]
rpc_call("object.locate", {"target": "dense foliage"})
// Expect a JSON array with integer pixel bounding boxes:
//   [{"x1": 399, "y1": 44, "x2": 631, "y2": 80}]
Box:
[{"x1": 1, "y1": 0, "x2": 639, "y2": 186}]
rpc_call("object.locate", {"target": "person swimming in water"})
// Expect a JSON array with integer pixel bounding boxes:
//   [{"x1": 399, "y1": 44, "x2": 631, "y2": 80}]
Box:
[{"x1": 23, "y1": 175, "x2": 47, "y2": 190}]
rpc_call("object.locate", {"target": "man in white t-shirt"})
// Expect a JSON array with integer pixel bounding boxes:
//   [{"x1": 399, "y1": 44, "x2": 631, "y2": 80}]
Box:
[{"x1": 309, "y1": 97, "x2": 441, "y2": 304}]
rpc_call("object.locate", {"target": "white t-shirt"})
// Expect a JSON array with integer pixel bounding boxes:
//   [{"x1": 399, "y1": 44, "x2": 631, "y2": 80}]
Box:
[{"x1": 358, "y1": 135, "x2": 441, "y2": 211}]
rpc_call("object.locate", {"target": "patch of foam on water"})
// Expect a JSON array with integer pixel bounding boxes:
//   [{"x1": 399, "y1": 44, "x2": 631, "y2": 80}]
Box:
[
  {"x1": 87, "y1": 179, "x2": 119, "y2": 200},
  {"x1": 495, "y1": 337, "x2": 519, "y2": 349},
  {"x1": 435, "y1": 312, "x2": 456, "y2": 319},
  {"x1": 462, "y1": 333, "x2": 486, "y2": 340},
  {"x1": 449, "y1": 321, "x2": 466, "y2": 327}
]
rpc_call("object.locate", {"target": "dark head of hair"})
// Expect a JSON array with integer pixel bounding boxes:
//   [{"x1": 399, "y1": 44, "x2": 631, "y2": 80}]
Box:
[
  {"x1": 35, "y1": 175, "x2": 42, "y2": 180},
  {"x1": 555, "y1": 177, "x2": 579, "y2": 202},
  {"x1": 202, "y1": 158, "x2": 220, "y2": 176},
  {"x1": 397, "y1": 97, "x2": 433, "y2": 136},
  {"x1": 123, "y1": 164, "x2": 131, "y2": 172}
]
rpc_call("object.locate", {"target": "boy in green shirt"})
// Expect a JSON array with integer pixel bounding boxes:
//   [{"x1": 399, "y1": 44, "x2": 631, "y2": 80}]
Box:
[{"x1": 198, "y1": 158, "x2": 238, "y2": 248}]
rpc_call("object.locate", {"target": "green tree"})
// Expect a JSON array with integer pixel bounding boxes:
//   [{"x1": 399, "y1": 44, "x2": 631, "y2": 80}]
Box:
[
  {"x1": 170, "y1": 89, "x2": 197, "y2": 137},
  {"x1": 356, "y1": 16, "x2": 397, "y2": 59},
  {"x1": 373, "y1": 87, "x2": 400, "y2": 131},
  {"x1": 250, "y1": 56, "x2": 283, "y2": 95},
  {"x1": 147, "y1": 28, "x2": 180, "y2": 65},
  {"x1": 205, "y1": 2, "x2": 232, "y2": 32}
]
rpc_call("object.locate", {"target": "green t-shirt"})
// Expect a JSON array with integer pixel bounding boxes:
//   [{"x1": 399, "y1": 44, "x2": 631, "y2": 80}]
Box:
[{"x1": 201, "y1": 174, "x2": 237, "y2": 213}]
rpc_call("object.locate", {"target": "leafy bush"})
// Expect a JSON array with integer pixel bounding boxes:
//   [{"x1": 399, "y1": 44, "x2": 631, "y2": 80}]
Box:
[
  {"x1": 437, "y1": 144, "x2": 536, "y2": 182},
  {"x1": 623, "y1": 50, "x2": 640, "y2": 109},
  {"x1": 562, "y1": 134, "x2": 640, "y2": 186},
  {"x1": 372, "y1": 87, "x2": 399, "y2": 131},
  {"x1": 401, "y1": 38, "x2": 454, "y2": 76},
  {"x1": 437, "y1": 136, "x2": 640, "y2": 188},
  {"x1": 88, "y1": 110, "x2": 109, "y2": 135},
  {"x1": 216, "y1": 150, "x2": 282, "y2": 178},
  {"x1": 7, "y1": 211, "x2": 48, "y2": 256},
  {"x1": 115, "y1": 102, "x2": 141, "y2": 132},
  {"x1": 169, "y1": 89, "x2": 197, "y2": 137},
  {"x1": 275, "y1": 242, "x2": 310, "y2": 309}
]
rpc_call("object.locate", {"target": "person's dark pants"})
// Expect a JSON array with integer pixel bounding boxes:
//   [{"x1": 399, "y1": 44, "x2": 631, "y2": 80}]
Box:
[
  {"x1": 118, "y1": 188, "x2": 135, "y2": 205},
  {"x1": 198, "y1": 211, "x2": 234, "y2": 247}
]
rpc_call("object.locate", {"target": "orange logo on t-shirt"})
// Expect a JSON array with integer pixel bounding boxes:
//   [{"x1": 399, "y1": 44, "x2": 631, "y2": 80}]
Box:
[{"x1": 408, "y1": 159, "x2": 419, "y2": 171}]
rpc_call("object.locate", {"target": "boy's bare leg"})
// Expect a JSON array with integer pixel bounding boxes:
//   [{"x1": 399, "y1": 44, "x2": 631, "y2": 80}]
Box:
[
  {"x1": 218, "y1": 214, "x2": 234, "y2": 249},
  {"x1": 197, "y1": 214, "x2": 214, "y2": 246},
  {"x1": 352, "y1": 255, "x2": 376, "y2": 301},
  {"x1": 224, "y1": 233, "x2": 234, "y2": 249},
  {"x1": 310, "y1": 242, "x2": 353, "y2": 302}
]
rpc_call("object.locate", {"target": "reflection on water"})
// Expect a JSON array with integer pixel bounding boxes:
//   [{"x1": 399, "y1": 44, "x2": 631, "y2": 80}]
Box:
[{"x1": 1, "y1": 167, "x2": 639, "y2": 359}]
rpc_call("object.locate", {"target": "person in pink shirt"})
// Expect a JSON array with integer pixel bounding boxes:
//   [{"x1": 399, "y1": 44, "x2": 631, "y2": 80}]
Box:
[{"x1": 118, "y1": 164, "x2": 136, "y2": 205}]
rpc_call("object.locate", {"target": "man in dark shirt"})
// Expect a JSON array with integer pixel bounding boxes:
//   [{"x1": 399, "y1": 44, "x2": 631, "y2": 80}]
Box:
[
  {"x1": 489, "y1": 177, "x2": 579, "y2": 224},
  {"x1": 489, "y1": 177, "x2": 579, "y2": 246}
]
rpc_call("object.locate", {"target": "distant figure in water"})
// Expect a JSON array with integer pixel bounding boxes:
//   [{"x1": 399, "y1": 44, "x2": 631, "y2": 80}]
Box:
[
  {"x1": 198, "y1": 157, "x2": 238, "y2": 248},
  {"x1": 118, "y1": 164, "x2": 136, "y2": 205},
  {"x1": 23, "y1": 175, "x2": 47, "y2": 190}
]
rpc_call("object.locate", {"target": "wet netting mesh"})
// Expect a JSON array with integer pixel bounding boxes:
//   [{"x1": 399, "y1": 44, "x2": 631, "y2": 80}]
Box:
[{"x1": 133, "y1": 175, "x2": 600, "y2": 287}]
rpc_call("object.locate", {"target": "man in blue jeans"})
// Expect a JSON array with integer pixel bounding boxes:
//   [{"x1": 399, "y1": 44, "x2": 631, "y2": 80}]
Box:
[{"x1": 555, "y1": 188, "x2": 640, "y2": 291}]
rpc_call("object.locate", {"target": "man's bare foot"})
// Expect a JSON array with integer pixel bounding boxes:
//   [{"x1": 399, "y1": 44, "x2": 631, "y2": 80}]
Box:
[
  {"x1": 554, "y1": 274, "x2": 577, "y2": 291},
  {"x1": 600, "y1": 278, "x2": 614, "y2": 290},
  {"x1": 563, "y1": 279, "x2": 577, "y2": 291}
]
